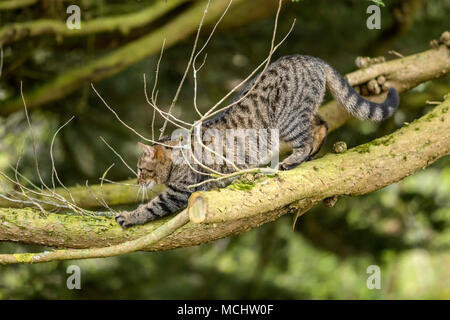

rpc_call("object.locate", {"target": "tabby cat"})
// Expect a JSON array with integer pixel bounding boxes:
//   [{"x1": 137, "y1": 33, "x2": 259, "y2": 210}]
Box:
[{"x1": 115, "y1": 54, "x2": 399, "y2": 228}]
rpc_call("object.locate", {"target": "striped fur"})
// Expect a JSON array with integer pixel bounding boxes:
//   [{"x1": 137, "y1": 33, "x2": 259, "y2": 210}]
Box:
[{"x1": 116, "y1": 55, "x2": 399, "y2": 228}]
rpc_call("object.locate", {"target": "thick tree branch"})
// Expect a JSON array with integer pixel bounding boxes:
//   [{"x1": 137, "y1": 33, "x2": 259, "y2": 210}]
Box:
[{"x1": 1, "y1": 96, "x2": 448, "y2": 259}]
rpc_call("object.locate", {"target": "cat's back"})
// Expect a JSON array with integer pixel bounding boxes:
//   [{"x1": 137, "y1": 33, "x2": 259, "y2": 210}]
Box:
[{"x1": 201, "y1": 54, "x2": 325, "y2": 130}]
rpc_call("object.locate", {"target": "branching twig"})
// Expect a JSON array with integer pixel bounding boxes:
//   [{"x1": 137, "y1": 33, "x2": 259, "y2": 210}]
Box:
[
  {"x1": 92, "y1": 83, "x2": 180, "y2": 149},
  {"x1": 50, "y1": 116, "x2": 76, "y2": 202},
  {"x1": 159, "y1": 0, "x2": 214, "y2": 138},
  {"x1": 99, "y1": 136, "x2": 137, "y2": 177}
]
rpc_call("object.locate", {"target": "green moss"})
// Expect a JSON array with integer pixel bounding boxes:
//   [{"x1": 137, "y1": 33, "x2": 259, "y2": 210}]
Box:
[
  {"x1": 376, "y1": 135, "x2": 395, "y2": 146},
  {"x1": 228, "y1": 179, "x2": 255, "y2": 191},
  {"x1": 426, "y1": 113, "x2": 436, "y2": 121},
  {"x1": 352, "y1": 134, "x2": 396, "y2": 154},
  {"x1": 13, "y1": 253, "x2": 35, "y2": 263},
  {"x1": 353, "y1": 144, "x2": 371, "y2": 154}
]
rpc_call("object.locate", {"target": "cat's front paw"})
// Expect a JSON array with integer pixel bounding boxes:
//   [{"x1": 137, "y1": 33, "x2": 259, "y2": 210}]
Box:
[
  {"x1": 115, "y1": 211, "x2": 136, "y2": 229},
  {"x1": 277, "y1": 162, "x2": 298, "y2": 171}
]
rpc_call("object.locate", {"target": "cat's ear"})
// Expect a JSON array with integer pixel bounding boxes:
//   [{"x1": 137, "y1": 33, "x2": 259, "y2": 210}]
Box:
[
  {"x1": 154, "y1": 145, "x2": 166, "y2": 161},
  {"x1": 138, "y1": 142, "x2": 155, "y2": 158}
]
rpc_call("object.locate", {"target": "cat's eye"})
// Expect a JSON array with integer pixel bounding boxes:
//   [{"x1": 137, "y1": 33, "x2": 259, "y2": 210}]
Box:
[{"x1": 138, "y1": 168, "x2": 152, "y2": 174}]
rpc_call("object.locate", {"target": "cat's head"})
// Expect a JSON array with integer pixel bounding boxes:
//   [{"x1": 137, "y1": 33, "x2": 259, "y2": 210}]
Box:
[{"x1": 137, "y1": 142, "x2": 173, "y2": 188}]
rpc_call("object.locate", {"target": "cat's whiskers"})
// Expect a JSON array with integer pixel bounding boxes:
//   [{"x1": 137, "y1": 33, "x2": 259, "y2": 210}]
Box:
[
  {"x1": 142, "y1": 185, "x2": 149, "y2": 202},
  {"x1": 135, "y1": 185, "x2": 142, "y2": 202}
]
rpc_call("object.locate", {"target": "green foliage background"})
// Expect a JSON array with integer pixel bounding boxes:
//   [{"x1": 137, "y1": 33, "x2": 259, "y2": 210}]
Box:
[{"x1": 0, "y1": 0, "x2": 449, "y2": 299}]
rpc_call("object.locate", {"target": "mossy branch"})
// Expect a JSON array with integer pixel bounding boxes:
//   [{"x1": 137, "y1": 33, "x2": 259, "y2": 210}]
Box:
[
  {"x1": 1, "y1": 96, "x2": 449, "y2": 264},
  {"x1": 0, "y1": 0, "x2": 36, "y2": 11},
  {"x1": 0, "y1": 210, "x2": 189, "y2": 265},
  {"x1": 0, "y1": 179, "x2": 164, "y2": 210},
  {"x1": 0, "y1": 0, "x2": 186, "y2": 46}
]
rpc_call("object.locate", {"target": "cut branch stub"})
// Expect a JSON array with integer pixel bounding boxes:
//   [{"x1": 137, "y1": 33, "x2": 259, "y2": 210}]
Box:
[{"x1": 189, "y1": 194, "x2": 207, "y2": 223}]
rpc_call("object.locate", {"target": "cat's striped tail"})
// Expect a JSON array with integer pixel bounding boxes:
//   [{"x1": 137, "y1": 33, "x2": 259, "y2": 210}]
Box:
[{"x1": 322, "y1": 62, "x2": 399, "y2": 121}]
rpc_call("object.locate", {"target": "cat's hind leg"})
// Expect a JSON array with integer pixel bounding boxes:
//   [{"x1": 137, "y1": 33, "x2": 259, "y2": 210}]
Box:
[
  {"x1": 307, "y1": 114, "x2": 328, "y2": 161},
  {"x1": 278, "y1": 119, "x2": 314, "y2": 171},
  {"x1": 278, "y1": 136, "x2": 313, "y2": 171},
  {"x1": 278, "y1": 114, "x2": 328, "y2": 170}
]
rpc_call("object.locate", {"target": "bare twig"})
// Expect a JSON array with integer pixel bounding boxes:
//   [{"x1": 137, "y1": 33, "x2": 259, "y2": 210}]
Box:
[
  {"x1": 20, "y1": 82, "x2": 49, "y2": 192},
  {"x1": 0, "y1": 46, "x2": 3, "y2": 77},
  {"x1": 388, "y1": 50, "x2": 405, "y2": 58},
  {"x1": 192, "y1": 0, "x2": 234, "y2": 117},
  {"x1": 150, "y1": 39, "x2": 166, "y2": 140},
  {"x1": 91, "y1": 83, "x2": 178, "y2": 149},
  {"x1": 100, "y1": 136, "x2": 137, "y2": 177},
  {"x1": 50, "y1": 116, "x2": 76, "y2": 202},
  {"x1": 143, "y1": 74, "x2": 192, "y2": 131}
]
